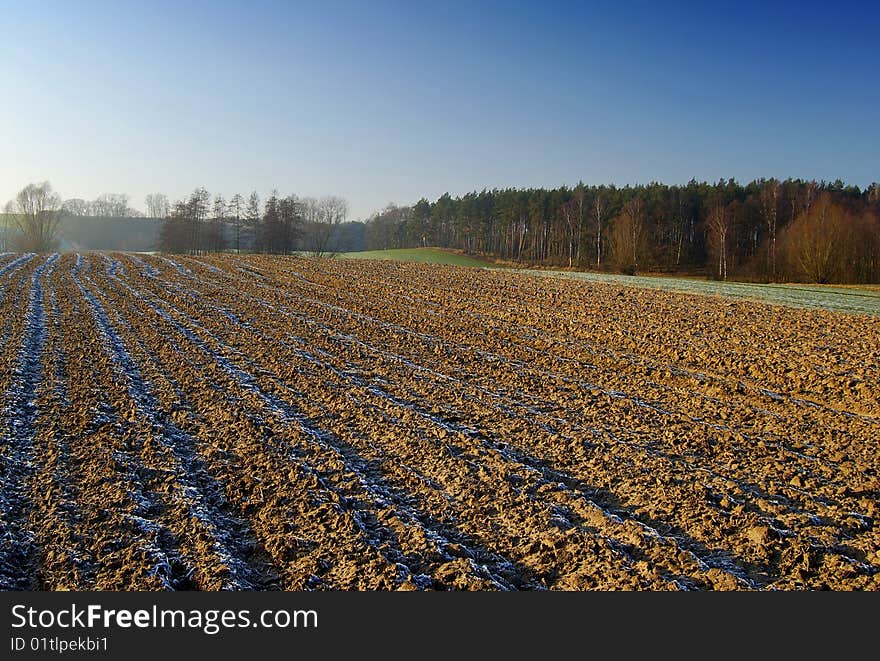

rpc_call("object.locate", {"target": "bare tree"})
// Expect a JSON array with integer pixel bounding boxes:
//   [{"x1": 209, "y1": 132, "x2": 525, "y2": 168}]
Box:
[
  {"x1": 760, "y1": 179, "x2": 779, "y2": 280},
  {"x1": 8, "y1": 181, "x2": 63, "y2": 251},
  {"x1": 804, "y1": 181, "x2": 818, "y2": 216},
  {"x1": 229, "y1": 193, "x2": 244, "y2": 253},
  {"x1": 299, "y1": 197, "x2": 319, "y2": 227},
  {"x1": 570, "y1": 182, "x2": 587, "y2": 266},
  {"x1": 61, "y1": 198, "x2": 90, "y2": 216},
  {"x1": 309, "y1": 196, "x2": 348, "y2": 256},
  {"x1": 92, "y1": 193, "x2": 134, "y2": 217},
  {"x1": 608, "y1": 197, "x2": 645, "y2": 274},
  {"x1": 212, "y1": 194, "x2": 226, "y2": 221},
  {"x1": 706, "y1": 203, "x2": 733, "y2": 280},
  {"x1": 559, "y1": 199, "x2": 577, "y2": 267},
  {"x1": 673, "y1": 189, "x2": 690, "y2": 268},
  {"x1": 245, "y1": 191, "x2": 260, "y2": 251},
  {"x1": 145, "y1": 193, "x2": 170, "y2": 218},
  {"x1": 782, "y1": 193, "x2": 847, "y2": 283},
  {"x1": 594, "y1": 192, "x2": 606, "y2": 269},
  {"x1": 188, "y1": 187, "x2": 211, "y2": 254}
]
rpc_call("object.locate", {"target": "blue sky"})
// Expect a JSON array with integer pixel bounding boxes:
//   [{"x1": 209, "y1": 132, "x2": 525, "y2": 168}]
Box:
[{"x1": 1, "y1": 0, "x2": 877, "y2": 219}]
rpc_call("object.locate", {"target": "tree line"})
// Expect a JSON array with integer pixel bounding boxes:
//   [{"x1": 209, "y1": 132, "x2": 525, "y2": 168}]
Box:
[
  {"x1": 2, "y1": 184, "x2": 163, "y2": 251},
  {"x1": 366, "y1": 179, "x2": 880, "y2": 283},
  {"x1": 61, "y1": 193, "x2": 143, "y2": 218},
  {"x1": 6, "y1": 178, "x2": 879, "y2": 283},
  {"x1": 157, "y1": 188, "x2": 350, "y2": 255},
  {"x1": 2, "y1": 182, "x2": 354, "y2": 255}
]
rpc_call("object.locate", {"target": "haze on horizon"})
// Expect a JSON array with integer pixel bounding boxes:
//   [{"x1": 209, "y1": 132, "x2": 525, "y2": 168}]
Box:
[{"x1": 1, "y1": 0, "x2": 877, "y2": 220}]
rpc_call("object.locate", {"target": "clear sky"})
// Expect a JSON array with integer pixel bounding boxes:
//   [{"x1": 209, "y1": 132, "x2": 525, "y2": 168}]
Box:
[{"x1": 1, "y1": 0, "x2": 877, "y2": 220}]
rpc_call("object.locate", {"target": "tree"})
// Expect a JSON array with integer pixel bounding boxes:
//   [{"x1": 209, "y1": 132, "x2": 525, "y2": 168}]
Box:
[
  {"x1": 309, "y1": 195, "x2": 348, "y2": 256},
  {"x1": 91, "y1": 193, "x2": 137, "y2": 216},
  {"x1": 572, "y1": 182, "x2": 587, "y2": 267},
  {"x1": 593, "y1": 191, "x2": 606, "y2": 269},
  {"x1": 868, "y1": 183, "x2": 880, "y2": 209},
  {"x1": 245, "y1": 191, "x2": 260, "y2": 251},
  {"x1": 258, "y1": 191, "x2": 280, "y2": 253},
  {"x1": 8, "y1": 181, "x2": 62, "y2": 251},
  {"x1": 706, "y1": 202, "x2": 733, "y2": 280},
  {"x1": 191, "y1": 188, "x2": 212, "y2": 253},
  {"x1": 559, "y1": 198, "x2": 577, "y2": 267},
  {"x1": 277, "y1": 195, "x2": 302, "y2": 254},
  {"x1": 366, "y1": 203, "x2": 412, "y2": 249},
  {"x1": 208, "y1": 194, "x2": 227, "y2": 253},
  {"x1": 759, "y1": 179, "x2": 780, "y2": 280},
  {"x1": 781, "y1": 193, "x2": 847, "y2": 283},
  {"x1": 256, "y1": 191, "x2": 302, "y2": 254},
  {"x1": 61, "y1": 198, "x2": 90, "y2": 216},
  {"x1": 158, "y1": 201, "x2": 189, "y2": 253},
  {"x1": 145, "y1": 193, "x2": 170, "y2": 218},
  {"x1": 212, "y1": 194, "x2": 226, "y2": 222},
  {"x1": 229, "y1": 193, "x2": 244, "y2": 252},
  {"x1": 672, "y1": 188, "x2": 688, "y2": 267},
  {"x1": 609, "y1": 197, "x2": 646, "y2": 274}
]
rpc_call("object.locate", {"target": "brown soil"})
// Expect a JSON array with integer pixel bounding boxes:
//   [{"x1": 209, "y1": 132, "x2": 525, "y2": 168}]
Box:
[{"x1": 0, "y1": 252, "x2": 877, "y2": 590}]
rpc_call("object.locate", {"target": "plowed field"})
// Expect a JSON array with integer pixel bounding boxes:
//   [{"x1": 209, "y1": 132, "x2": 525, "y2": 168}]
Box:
[{"x1": 1, "y1": 252, "x2": 878, "y2": 590}]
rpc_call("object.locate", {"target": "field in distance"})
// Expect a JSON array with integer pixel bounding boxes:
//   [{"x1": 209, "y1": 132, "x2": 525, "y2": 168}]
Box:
[
  {"x1": 341, "y1": 247, "x2": 493, "y2": 268},
  {"x1": 0, "y1": 251, "x2": 878, "y2": 590},
  {"x1": 342, "y1": 247, "x2": 880, "y2": 316}
]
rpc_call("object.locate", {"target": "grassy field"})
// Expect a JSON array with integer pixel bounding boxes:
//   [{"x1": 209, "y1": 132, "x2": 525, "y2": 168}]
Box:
[{"x1": 341, "y1": 247, "x2": 492, "y2": 268}]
